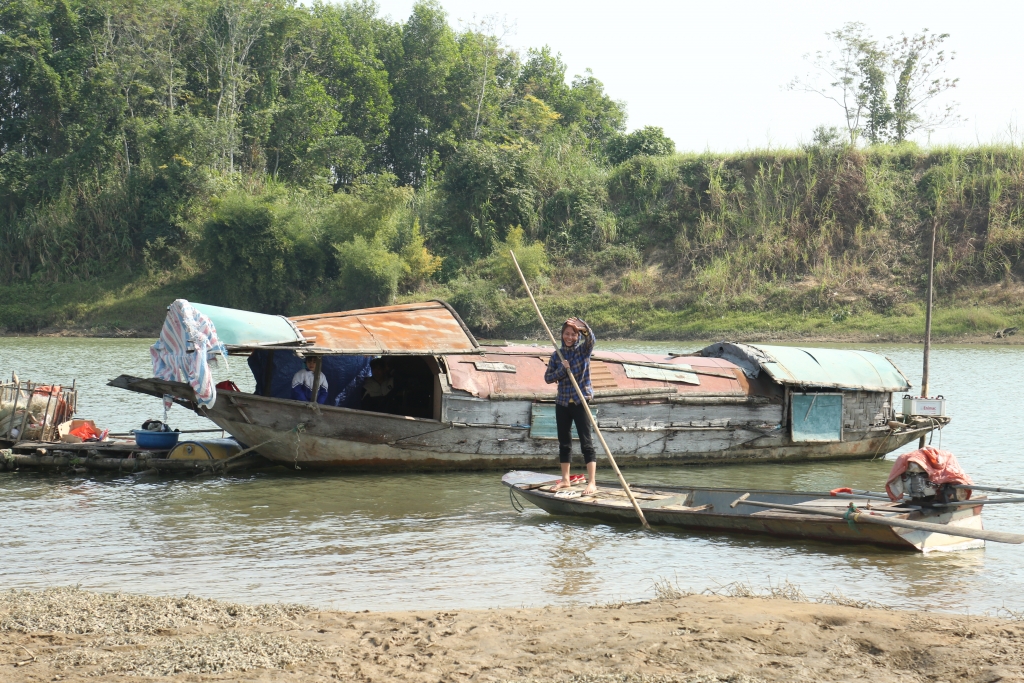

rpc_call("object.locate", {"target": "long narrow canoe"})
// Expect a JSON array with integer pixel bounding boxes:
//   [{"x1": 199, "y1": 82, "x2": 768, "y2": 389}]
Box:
[{"x1": 502, "y1": 471, "x2": 986, "y2": 552}]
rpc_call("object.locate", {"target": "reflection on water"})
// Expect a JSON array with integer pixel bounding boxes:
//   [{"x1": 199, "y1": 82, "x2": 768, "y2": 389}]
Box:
[{"x1": 1, "y1": 339, "x2": 1023, "y2": 613}]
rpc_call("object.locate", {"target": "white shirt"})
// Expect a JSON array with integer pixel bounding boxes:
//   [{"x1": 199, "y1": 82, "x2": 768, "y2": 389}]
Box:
[
  {"x1": 363, "y1": 376, "x2": 393, "y2": 398},
  {"x1": 291, "y1": 368, "x2": 328, "y2": 392}
]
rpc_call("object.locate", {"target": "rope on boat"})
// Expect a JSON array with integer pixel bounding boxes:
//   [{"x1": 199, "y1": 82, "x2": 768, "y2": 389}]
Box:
[
  {"x1": 843, "y1": 503, "x2": 861, "y2": 533},
  {"x1": 207, "y1": 423, "x2": 306, "y2": 473},
  {"x1": 509, "y1": 487, "x2": 525, "y2": 513}
]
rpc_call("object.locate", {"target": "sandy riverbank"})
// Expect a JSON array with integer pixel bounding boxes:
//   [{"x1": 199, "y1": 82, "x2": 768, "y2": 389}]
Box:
[{"x1": 1, "y1": 587, "x2": 1022, "y2": 682}]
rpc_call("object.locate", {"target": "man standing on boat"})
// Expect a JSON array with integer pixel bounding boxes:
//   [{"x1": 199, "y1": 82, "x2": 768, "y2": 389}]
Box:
[{"x1": 544, "y1": 317, "x2": 597, "y2": 495}]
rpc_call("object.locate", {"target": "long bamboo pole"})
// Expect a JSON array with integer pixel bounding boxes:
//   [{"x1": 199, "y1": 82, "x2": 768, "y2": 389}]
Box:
[
  {"x1": 510, "y1": 251, "x2": 650, "y2": 530},
  {"x1": 919, "y1": 216, "x2": 938, "y2": 449}
]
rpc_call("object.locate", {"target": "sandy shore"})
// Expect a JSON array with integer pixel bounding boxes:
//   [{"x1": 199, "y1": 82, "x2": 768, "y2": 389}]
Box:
[{"x1": 2, "y1": 587, "x2": 1023, "y2": 682}]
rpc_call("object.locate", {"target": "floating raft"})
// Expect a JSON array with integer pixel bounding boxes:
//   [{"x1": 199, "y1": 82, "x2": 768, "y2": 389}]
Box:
[{"x1": 0, "y1": 437, "x2": 269, "y2": 474}]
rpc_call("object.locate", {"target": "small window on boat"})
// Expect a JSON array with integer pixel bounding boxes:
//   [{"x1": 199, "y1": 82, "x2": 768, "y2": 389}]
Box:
[
  {"x1": 790, "y1": 392, "x2": 843, "y2": 442},
  {"x1": 472, "y1": 361, "x2": 517, "y2": 373},
  {"x1": 622, "y1": 363, "x2": 699, "y2": 385}
]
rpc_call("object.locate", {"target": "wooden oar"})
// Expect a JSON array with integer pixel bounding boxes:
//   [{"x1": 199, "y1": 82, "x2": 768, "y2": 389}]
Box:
[
  {"x1": 954, "y1": 484, "x2": 1024, "y2": 496},
  {"x1": 731, "y1": 497, "x2": 1024, "y2": 544},
  {"x1": 510, "y1": 250, "x2": 650, "y2": 530},
  {"x1": 934, "y1": 497, "x2": 1024, "y2": 507}
]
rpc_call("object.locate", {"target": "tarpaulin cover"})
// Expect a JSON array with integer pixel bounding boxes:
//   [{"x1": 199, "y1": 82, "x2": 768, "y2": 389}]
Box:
[
  {"x1": 885, "y1": 447, "x2": 973, "y2": 501},
  {"x1": 247, "y1": 350, "x2": 371, "y2": 407},
  {"x1": 151, "y1": 299, "x2": 228, "y2": 407},
  {"x1": 192, "y1": 302, "x2": 303, "y2": 348}
]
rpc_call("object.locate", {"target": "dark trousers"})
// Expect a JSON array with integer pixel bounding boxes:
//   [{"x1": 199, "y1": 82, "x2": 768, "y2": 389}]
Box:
[{"x1": 555, "y1": 402, "x2": 596, "y2": 464}]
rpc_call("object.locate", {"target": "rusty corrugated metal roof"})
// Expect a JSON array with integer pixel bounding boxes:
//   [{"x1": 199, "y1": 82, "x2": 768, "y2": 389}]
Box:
[
  {"x1": 290, "y1": 301, "x2": 480, "y2": 355},
  {"x1": 447, "y1": 347, "x2": 745, "y2": 399}
]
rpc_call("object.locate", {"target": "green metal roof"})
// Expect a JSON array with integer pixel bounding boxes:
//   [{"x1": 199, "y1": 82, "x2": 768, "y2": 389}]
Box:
[
  {"x1": 750, "y1": 344, "x2": 910, "y2": 392},
  {"x1": 192, "y1": 303, "x2": 304, "y2": 349},
  {"x1": 700, "y1": 342, "x2": 911, "y2": 392}
]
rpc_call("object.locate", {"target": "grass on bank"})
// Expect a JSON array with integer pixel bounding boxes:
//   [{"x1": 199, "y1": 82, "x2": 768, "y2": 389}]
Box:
[
  {"x1": 0, "y1": 272, "x2": 207, "y2": 335},
  {"x1": 3, "y1": 271, "x2": 1022, "y2": 341}
]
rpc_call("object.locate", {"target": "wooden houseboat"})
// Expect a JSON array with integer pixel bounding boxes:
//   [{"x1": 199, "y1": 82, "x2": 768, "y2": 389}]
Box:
[{"x1": 111, "y1": 300, "x2": 947, "y2": 471}]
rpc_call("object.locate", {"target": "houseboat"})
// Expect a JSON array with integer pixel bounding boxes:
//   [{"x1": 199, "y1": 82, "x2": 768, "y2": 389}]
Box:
[{"x1": 111, "y1": 300, "x2": 947, "y2": 471}]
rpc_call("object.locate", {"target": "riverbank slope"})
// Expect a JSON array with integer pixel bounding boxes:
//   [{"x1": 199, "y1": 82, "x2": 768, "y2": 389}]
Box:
[
  {"x1": 3, "y1": 272, "x2": 1024, "y2": 344},
  {"x1": 2, "y1": 587, "x2": 1021, "y2": 682}
]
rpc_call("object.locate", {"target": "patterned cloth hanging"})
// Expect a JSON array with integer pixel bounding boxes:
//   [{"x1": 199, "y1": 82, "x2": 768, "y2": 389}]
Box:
[{"x1": 151, "y1": 299, "x2": 228, "y2": 408}]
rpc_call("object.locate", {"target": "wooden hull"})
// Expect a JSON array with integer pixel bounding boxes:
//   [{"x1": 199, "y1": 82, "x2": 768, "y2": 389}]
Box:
[
  {"x1": 503, "y1": 472, "x2": 986, "y2": 552},
  {"x1": 113, "y1": 377, "x2": 941, "y2": 472}
]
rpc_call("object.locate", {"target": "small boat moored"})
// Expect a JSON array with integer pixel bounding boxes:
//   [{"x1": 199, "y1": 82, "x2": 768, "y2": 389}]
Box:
[{"x1": 502, "y1": 450, "x2": 1024, "y2": 552}]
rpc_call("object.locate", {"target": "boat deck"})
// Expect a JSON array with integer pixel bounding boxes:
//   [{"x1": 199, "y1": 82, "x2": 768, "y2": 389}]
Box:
[{"x1": 529, "y1": 481, "x2": 906, "y2": 519}]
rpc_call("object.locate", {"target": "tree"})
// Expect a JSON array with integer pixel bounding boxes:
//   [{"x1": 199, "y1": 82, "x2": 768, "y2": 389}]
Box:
[
  {"x1": 436, "y1": 140, "x2": 537, "y2": 267},
  {"x1": 787, "y1": 22, "x2": 876, "y2": 144},
  {"x1": 200, "y1": 0, "x2": 276, "y2": 172},
  {"x1": 788, "y1": 23, "x2": 959, "y2": 145},
  {"x1": 384, "y1": 0, "x2": 460, "y2": 185},
  {"x1": 886, "y1": 30, "x2": 959, "y2": 142},
  {"x1": 607, "y1": 126, "x2": 675, "y2": 165}
]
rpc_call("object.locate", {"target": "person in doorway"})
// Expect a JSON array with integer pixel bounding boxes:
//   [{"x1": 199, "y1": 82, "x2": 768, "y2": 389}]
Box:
[
  {"x1": 361, "y1": 358, "x2": 395, "y2": 412},
  {"x1": 543, "y1": 317, "x2": 597, "y2": 495},
  {"x1": 291, "y1": 356, "x2": 328, "y2": 403}
]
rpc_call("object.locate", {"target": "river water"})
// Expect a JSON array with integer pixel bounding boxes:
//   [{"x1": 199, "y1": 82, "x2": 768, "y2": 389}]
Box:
[{"x1": 1, "y1": 338, "x2": 1022, "y2": 614}]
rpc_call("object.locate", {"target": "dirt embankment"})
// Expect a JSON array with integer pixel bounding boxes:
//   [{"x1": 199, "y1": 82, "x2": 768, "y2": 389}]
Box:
[{"x1": 1, "y1": 587, "x2": 1022, "y2": 682}]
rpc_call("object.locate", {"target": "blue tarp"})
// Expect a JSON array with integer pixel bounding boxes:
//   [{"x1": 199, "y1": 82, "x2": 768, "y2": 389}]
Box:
[{"x1": 247, "y1": 351, "x2": 372, "y2": 407}]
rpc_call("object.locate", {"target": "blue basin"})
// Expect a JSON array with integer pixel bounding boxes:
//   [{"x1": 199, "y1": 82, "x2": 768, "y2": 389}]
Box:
[{"x1": 133, "y1": 430, "x2": 181, "y2": 450}]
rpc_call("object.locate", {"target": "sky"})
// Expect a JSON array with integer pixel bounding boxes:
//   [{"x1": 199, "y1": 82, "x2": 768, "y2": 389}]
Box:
[{"x1": 369, "y1": 0, "x2": 1024, "y2": 152}]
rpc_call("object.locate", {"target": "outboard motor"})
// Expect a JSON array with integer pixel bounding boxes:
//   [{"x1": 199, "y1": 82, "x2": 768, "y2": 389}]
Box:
[{"x1": 896, "y1": 462, "x2": 970, "y2": 506}]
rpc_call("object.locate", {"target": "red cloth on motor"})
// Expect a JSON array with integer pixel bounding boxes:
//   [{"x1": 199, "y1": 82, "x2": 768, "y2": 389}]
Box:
[{"x1": 885, "y1": 447, "x2": 973, "y2": 501}]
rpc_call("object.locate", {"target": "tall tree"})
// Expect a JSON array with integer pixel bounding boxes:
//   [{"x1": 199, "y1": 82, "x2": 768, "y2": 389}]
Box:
[
  {"x1": 886, "y1": 30, "x2": 959, "y2": 143},
  {"x1": 385, "y1": 0, "x2": 459, "y2": 185},
  {"x1": 787, "y1": 22, "x2": 875, "y2": 144},
  {"x1": 788, "y1": 22, "x2": 959, "y2": 145}
]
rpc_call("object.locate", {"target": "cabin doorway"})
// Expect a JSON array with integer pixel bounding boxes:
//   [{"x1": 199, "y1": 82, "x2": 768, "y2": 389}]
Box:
[
  {"x1": 360, "y1": 356, "x2": 436, "y2": 419},
  {"x1": 246, "y1": 351, "x2": 440, "y2": 420}
]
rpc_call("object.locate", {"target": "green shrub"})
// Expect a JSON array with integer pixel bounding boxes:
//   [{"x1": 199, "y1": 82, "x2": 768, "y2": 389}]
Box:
[
  {"x1": 592, "y1": 244, "x2": 642, "y2": 273},
  {"x1": 480, "y1": 226, "x2": 549, "y2": 292},
  {"x1": 333, "y1": 236, "x2": 403, "y2": 309},
  {"x1": 607, "y1": 126, "x2": 676, "y2": 165},
  {"x1": 201, "y1": 194, "x2": 295, "y2": 312}
]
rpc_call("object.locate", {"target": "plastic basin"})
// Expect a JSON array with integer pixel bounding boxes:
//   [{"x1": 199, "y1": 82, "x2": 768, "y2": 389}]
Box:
[{"x1": 133, "y1": 430, "x2": 181, "y2": 450}]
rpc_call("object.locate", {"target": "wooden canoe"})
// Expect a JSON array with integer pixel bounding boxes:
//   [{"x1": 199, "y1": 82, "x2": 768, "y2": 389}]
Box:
[{"x1": 502, "y1": 470, "x2": 987, "y2": 552}]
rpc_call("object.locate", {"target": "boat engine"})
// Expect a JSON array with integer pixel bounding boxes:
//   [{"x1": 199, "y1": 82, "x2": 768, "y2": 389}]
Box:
[{"x1": 897, "y1": 462, "x2": 970, "y2": 505}]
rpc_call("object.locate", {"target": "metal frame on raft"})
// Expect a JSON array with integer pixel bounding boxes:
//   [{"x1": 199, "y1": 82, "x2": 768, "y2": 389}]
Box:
[{"x1": 0, "y1": 377, "x2": 77, "y2": 444}]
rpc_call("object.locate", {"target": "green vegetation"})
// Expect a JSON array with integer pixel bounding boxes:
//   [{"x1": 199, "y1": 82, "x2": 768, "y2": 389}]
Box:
[{"x1": 1, "y1": 1, "x2": 1022, "y2": 341}]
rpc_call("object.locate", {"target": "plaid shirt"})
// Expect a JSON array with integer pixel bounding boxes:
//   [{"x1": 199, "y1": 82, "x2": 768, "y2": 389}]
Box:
[{"x1": 544, "y1": 321, "x2": 596, "y2": 406}]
